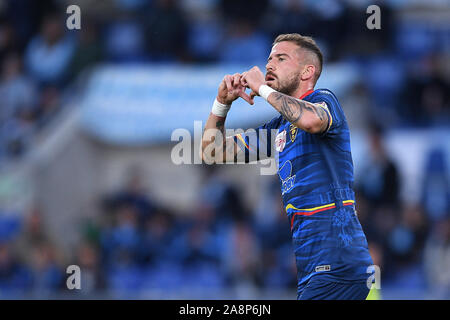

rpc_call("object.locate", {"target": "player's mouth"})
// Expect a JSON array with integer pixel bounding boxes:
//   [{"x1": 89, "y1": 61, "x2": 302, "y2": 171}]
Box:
[{"x1": 265, "y1": 73, "x2": 277, "y2": 82}]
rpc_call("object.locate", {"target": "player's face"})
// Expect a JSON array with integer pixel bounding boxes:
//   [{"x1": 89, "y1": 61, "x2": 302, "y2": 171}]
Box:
[{"x1": 265, "y1": 41, "x2": 304, "y2": 96}]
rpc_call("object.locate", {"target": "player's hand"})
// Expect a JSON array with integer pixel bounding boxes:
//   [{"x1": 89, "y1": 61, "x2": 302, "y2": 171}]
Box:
[
  {"x1": 217, "y1": 73, "x2": 254, "y2": 105},
  {"x1": 241, "y1": 66, "x2": 266, "y2": 97}
]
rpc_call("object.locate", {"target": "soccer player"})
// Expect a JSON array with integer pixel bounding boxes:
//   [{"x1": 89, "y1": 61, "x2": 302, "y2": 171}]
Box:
[{"x1": 201, "y1": 33, "x2": 374, "y2": 300}]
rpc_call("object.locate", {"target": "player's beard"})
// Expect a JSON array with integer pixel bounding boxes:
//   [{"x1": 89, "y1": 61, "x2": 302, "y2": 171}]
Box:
[{"x1": 272, "y1": 71, "x2": 301, "y2": 97}]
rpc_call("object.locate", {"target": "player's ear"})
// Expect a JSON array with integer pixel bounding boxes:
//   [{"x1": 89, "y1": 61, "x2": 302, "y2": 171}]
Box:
[{"x1": 301, "y1": 65, "x2": 315, "y2": 81}]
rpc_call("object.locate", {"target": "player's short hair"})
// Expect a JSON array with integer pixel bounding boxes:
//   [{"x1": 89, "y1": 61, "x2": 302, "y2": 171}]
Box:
[{"x1": 273, "y1": 33, "x2": 323, "y2": 82}]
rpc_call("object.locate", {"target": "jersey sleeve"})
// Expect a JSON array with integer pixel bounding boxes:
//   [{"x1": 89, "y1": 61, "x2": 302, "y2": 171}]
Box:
[
  {"x1": 309, "y1": 90, "x2": 346, "y2": 137},
  {"x1": 233, "y1": 115, "x2": 282, "y2": 163}
]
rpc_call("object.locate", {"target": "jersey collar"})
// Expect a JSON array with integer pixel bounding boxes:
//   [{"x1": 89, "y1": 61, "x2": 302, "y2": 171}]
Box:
[{"x1": 299, "y1": 89, "x2": 314, "y2": 100}]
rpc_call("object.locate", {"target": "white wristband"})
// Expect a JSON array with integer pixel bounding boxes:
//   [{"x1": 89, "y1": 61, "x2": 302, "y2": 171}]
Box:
[
  {"x1": 259, "y1": 84, "x2": 276, "y2": 101},
  {"x1": 211, "y1": 98, "x2": 231, "y2": 117}
]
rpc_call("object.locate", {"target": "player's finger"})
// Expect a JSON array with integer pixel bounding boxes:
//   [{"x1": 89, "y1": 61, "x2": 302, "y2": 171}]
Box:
[
  {"x1": 250, "y1": 90, "x2": 258, "y2": 99},
  {"x1": 240, "y1": 72, "x2": 248, "y2": 87},
  {"x1": 224, "y1": 75, "x2": 233, "y2": 91},
  {"x1": 239, "y1": 90, "x2": 254, "y2": 105},
  {"x1": 219, "y1": 77, "x2": 227, "y2": 91},
  {"x1": 241, "y1": 71, "x2": 247, "y2": 85},
  {"x1": 232, "y1": 73, "x2": 241, "y2": 87}
]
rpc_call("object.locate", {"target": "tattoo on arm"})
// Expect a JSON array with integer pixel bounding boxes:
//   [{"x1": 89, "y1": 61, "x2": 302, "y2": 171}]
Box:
[
  {"x1": 202, "y1": 117, "x2": 243, "y2": 164},
  {"x1": 215, "y1": 120, "x2": 225, "y2": 130},
  {"x1": 272, "y1": 92, "x2": 329, "y2": 132},
  {"x1": 213, "y1": 120, "x2": 241, "y2": 163}
]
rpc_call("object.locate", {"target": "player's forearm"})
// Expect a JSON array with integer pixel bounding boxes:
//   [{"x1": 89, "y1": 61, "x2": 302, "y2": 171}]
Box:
[
  {"x1": 201, "y1": 113, "x2": 224, "y2": 162},
  {"x1": 201, "y1": 113, "x2": 239, "y2": 163},
  {"x1": 267, "y1": 91, "x2": 329, "y2": 134}
]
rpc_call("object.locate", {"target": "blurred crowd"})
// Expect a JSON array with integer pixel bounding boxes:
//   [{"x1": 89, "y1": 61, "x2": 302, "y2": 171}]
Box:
[
  {"x1": 356, "y1": 124, "x2": 450, "y2": 297},
  {"x1": 0, "y1": 0, "x2": 449, "y2": 298},
  {"x1": 0, "y1": 165, "x2": 298, "y2": 298}
]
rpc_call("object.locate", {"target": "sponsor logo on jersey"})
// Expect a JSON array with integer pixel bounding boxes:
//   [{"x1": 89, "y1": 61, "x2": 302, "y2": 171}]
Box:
[
  {"x1": 275, "y1": 130, "x2": 287, "y2": 152},
  {"x1": 278, "y1": 160, "x2": 296, "y2": 195},
  {"x1": 315, "y1": 265, "x2": 331, "y2": 272}
]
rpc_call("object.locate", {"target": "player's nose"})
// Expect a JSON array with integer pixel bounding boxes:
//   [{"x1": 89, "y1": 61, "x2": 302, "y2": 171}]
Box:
[{"x1": 266, "y1": 61, "x2": 275, "y2": 72}]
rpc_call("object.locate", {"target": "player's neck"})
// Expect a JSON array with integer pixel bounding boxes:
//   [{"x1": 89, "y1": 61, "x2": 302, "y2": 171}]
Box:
[{"x1": 292, "y1": 82, "x2": 315, "y2": 100}]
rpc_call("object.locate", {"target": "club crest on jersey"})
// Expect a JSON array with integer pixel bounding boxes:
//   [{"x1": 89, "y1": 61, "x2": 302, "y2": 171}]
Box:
[
  {"x1": 275, "y1": 130, "x2": 286, "y2": 152},
  {"x1": 278, "y1": 161, "x2": 296, "y2": 195},
  {"x1": 289, "y1": 124, "x2": 298, "y2": 142}
]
